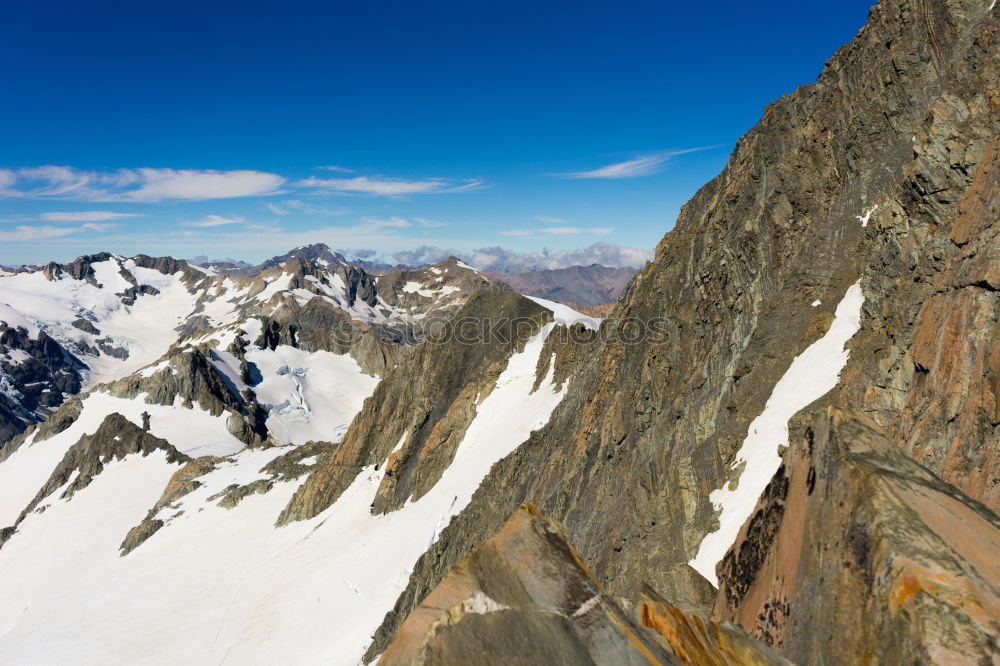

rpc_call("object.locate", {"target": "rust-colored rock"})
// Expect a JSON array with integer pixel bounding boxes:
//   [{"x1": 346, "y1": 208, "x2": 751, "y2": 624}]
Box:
[
  {"x1": 378, "y1": 504, "x2": 787, "y2": 666},
  {"x1": 638, "y1": 593, "x2": 790, "y2": 666},
  {"x1": 885, "y1": 140, "x2": 1000, "y2": 511},
  {"x1": 714, "y1": 407, "x2": 1000, "y2": 664},
  {"x1": 377, "y1": 504, "x2": 675, "y2": 665}
]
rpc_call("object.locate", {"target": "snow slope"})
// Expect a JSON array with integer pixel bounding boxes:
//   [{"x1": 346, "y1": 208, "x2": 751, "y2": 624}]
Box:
[
  {"x1": 0, "y1": 390, "x2": 247, "y2": 528},
  {"x1": 0, "y1": 323, "x2": 567, "y2": 665},
  {"x1": 0, "y1": 259, "x2": 201, "y2": 387},
  {"x1": 245, "y1": 345, "x2": 380, "y2": 445},
  {"x1": 689, "y1": 280, "x2": 865, "y2": 585},
  {"x1": 524, "y1": 296, "x2": 602, "y2": 330}
]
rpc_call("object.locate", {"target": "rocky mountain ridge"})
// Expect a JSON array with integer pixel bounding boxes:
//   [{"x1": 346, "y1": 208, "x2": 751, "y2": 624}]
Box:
[
  {"x1": 362, "y1": 0, "x2": 1000, "y2": 660},
  {"x1": 0, "y1": 246, "x2": 506, "y2": 445},
  {"x1": 0, "y1": 0, "x2": 996, "y2": 664}
]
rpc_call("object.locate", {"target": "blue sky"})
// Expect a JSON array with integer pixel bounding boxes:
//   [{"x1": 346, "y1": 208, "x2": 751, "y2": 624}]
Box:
[{"x1": 0, "y1": 0, "x2": 874, "y2": 268}]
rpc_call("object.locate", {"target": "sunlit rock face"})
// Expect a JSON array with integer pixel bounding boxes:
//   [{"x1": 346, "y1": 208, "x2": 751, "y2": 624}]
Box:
[{"x1": 0, "y1": 0, "x2": 998, "y2": 663}]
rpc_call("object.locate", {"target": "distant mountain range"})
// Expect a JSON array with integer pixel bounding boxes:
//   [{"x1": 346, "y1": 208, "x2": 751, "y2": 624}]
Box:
[
  {"x1": 487, "y1": 264, "x2": 635, "y2": 306},
  {"x1": 190, "y1": 251, "x2": 636, "y2": 305}
]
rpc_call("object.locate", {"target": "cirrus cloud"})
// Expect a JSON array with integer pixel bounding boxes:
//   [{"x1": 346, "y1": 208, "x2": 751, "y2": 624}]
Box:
[
  {"x1": 297, "y1": 175, "x2": 485, "y2": 197},
  {"x1": 0, "y1": 223, "x2": 117, "y2": 241},
  {"x1": 0, "y1": 166, "x2": 286, "y2": 202},
  {"x1": 39, "y1": 211, "x2": 140, "y2": 222},
  {"x1": 182, "y1": 214, "x2": 246, "y2": 228},
  {"x1": 557, "y1": 146, "x2": 724, "y2": 179}
]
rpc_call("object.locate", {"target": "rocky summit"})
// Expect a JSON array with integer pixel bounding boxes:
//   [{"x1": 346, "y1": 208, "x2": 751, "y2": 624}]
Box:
[{"x1": 0, "y1": 1, "x2": 997, "y2": 664}]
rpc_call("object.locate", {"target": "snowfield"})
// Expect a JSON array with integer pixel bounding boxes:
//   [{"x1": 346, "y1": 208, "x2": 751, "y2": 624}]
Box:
[
  {"x1": 0, "y1": 322, "x2": 567, "y2": 665},
  {"x1": 0, "y1": 259, "x2": 202, "y2": 387},
  {"x1": 244, "y1": 345, "x2": 379, "y2": 445}
]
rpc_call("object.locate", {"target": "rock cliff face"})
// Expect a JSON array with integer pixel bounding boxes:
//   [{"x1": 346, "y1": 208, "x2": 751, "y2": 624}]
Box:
[
  {"x1": 0, "y1": 323, "x2": 84, "y2": 442},
  {"x1": 366, "y1": 0, "x2": 999, "y2": 659},
  {"x1": 714, "y1": 407, "x2": 1000, "y2": 664},
  {"x1": 379, "y1": 505, "x2": 787, "y2": 666},
  {"x1": 871, "y1": 139, "x2": 1000, "y2": 510},
  {"x1": 277, "y1": 291, "x2": 560, "y2": 524}
]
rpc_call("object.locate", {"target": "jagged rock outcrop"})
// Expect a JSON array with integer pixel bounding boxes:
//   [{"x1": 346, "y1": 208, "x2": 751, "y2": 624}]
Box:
[
  {"x1": 252, "y1": 299, "x2": 408, "y2": 377},
  {"x1": 714, "y1": 407, "x2": 1000, "y2": 664},
  {"x1": 1, "y1": 413, "x2": 188, "y2": 547},
  {"x1": 213, "y1": 440, "x2": 333, "y2": 510},
  {"x1": 42, "y1": 252, "x2": 115, "y2": 284},
  {"x1": 120, "y1": 440, "x2": 336, "y2": 555},
  {"x1": 339, "y1": 264, "x2": 379, "y2": 307},
  {"x1": 378, "y1": 504, "x2": 786, "y2": 666},
  {"x1": 377, "y1": 504, "x2": 680, "y2": 665},
  {"x1": 0, "y1": 323, "x2": 84, "y2": 444},
  {"x1": 277, "y1": 291, "x2": 562, "y2": 524},
  {"x1": 118, "y1": 283, "x2": 161, "y2": 306},
  {"x1": 106, "y1": 345, "x2": 268, "y2": 446},
  {"x1": 367, "y1": 0, "x2": 999, "y2": 657},
  {"x1": 119, "y1": 456, "x2": 219, "y2": 555},
  {"x1": 637, "y1": 593, "x2": 791, "y2": 666},
  {"x1": 71, "y1": 318, "x2": 100, "y2": 335}
]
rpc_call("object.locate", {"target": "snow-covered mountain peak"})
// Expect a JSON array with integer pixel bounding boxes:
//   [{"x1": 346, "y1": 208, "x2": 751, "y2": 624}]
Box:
[{"x1": 0, "y1": 247, "x2": 514, "y2": 445}]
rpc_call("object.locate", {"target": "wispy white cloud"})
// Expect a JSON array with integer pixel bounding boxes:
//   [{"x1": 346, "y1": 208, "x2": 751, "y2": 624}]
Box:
[
  {"x1": 130, "y1": 169, "x2": 285, "y2": 201},
  {"x1": 40, "y1": 211, "x2": 140, "y2": 222},
  {"x1": 315, "y1": 165, "x2": 356, "y2": 173},
  {"x1": 0, "y1": 166, "x2": 286, "y2": 202},
  {"x1": 0, "y1": 226, "x2": 79, "y2": 241},
  {"x1": 534, "y1": 215, "x2": 572, "y2": 224},
  {"x1": 559, "y1": 156, "x2": 667, "y2": 179},
  {"x1": 297, "y1": 175, "x2": 486, "y2": 197},
  {"x1": 557, "y1": 146, "x2": 723, "y2": 179},
  {"x1": 0, "y1": 223, "x2": 116, "y2": 241},
  {"x1": 266, "y1": 199, "x2": 349, "y2": 216},
  {"x1": 414, "y1": 217, "x2": 449, "y2": 228},
  {"x1": 360, "y1": 216, "x2": 411, "y2": 229},
  {"x1": 502, "y1": 226, "x2": 613, "y2": 237},
  {"x1": 183, "y1": 214, "x2": 246, "y2": 228},
  {"x1": 80, "y1": 222, "x2": 119, "y2": 232}
]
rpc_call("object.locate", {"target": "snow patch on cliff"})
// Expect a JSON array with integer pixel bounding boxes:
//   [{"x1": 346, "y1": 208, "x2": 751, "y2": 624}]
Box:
[
  {"x1": 690, "y1": 280, "x2": 865, "y2": 586},
  {"x1": 525, "y1": 296, "x2": 602, "y2": 330}
]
